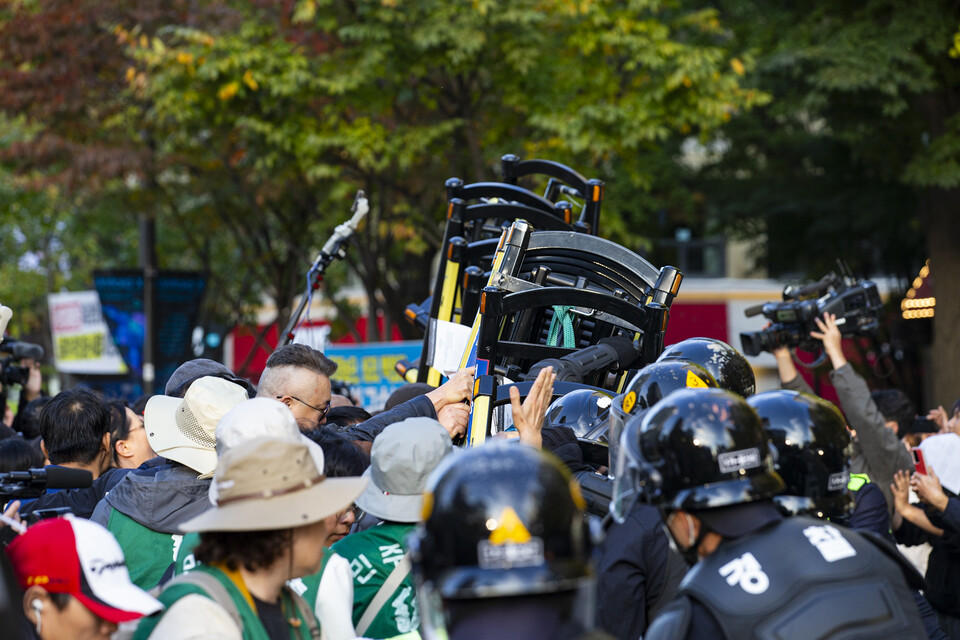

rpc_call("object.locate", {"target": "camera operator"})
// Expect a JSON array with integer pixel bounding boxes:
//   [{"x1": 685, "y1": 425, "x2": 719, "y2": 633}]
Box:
[
  {"x1": 0, "y1": 359, "x2": 41, "y2": 440},
  {"x1": 10, "y1": 359, "x2": 42, "y2": 431},
  {"x1": 773, "y1": 312, "x2": 914, "y2": 516}
]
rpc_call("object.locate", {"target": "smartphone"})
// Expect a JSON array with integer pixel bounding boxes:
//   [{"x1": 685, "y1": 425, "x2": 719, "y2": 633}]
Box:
[
  {"x1": 25, "y1": 507, "x2": 73, "y2": 524},
  {"x1": 913, "y1": 448, "x2": 928, "y2": 475},
  {"x1": 913, "y1": 417, "x2": 938, "y2": 434}
]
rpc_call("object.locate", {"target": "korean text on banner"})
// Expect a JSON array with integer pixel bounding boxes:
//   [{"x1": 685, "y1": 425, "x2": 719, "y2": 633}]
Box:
[{"x1": 47, "y1": 291, "x2": 128, "y2": 375}]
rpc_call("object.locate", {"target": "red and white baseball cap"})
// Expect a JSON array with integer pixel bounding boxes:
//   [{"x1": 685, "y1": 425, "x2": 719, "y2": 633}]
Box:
[{"x1": 6, "y1": 517, "x2": 162, "y2": 624}]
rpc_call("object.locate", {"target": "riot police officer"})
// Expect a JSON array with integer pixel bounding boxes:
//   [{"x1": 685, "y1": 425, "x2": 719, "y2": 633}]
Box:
[
  {"x1": 657, "y1": 337, "x2": 755, "y2": 397},
  {"x1": 748, "y1": 389, "x2": 856, "y2": 522},
  {"x1": 598, "y1": 359, "x2": 717, "y2": 639},
  {"x1": 409, "y1": 444, "x2": 613, "y2": 640},
  {"x1": 607, "y1": 358, "x2": 718, "y2": 472},
  {"x1": 613, "y1": 388, "x2": 927, "y2": 639},
  {"x1": 750, "y1": 388, "x2": 948, "y2": 640}
]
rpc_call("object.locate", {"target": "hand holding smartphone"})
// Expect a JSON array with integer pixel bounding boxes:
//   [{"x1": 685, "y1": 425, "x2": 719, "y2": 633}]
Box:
[{"x1": 913, "y1": 448, "x2": 928, "y2": 475}]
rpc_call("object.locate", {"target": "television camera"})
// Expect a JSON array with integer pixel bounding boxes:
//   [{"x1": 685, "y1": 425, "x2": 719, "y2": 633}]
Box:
[
  {"x1": 0, "y1": 340, "x2": 43, "y2": 387},
  {"x1": 740, "y1": 272, "x2": 883, "y2": 356}
]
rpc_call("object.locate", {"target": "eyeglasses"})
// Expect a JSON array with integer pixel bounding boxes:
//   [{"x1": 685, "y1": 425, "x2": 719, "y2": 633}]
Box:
[
  {"x1": 340, "y1": 504, "x2": 364, "y2": 523},
  {"x1": 277, "y1": 395, "x2": 331, "y2": 420}
]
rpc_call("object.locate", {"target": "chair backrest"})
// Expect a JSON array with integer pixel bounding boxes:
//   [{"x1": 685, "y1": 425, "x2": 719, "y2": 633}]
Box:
[
  {"x1": 500, "y1": 154, "x2": 605, "y2": 234},
  {"x1": 453, "y1": 221, "x2": 683, "y2": 445},
  {"x1": 415, "y1": 191, "x2": 580, "y2": 384}
]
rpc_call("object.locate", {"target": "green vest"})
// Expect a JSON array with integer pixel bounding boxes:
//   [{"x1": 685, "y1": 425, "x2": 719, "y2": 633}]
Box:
[
  {"x1": 173, "y1": 530, "x2": 202, "y2": 576},
  {"x1": 331, "y1": 523, "x2": 419, "y2": 639},
  {"x1": 107, "y1": 509, "x2": 181, "y2": 590},
  {"x1": 132, "y1": 565, "x2": 314, "y2": 640}
]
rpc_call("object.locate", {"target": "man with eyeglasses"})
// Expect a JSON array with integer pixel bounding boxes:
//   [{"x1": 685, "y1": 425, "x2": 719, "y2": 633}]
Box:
[
  {"x1": 257, "y1": 344, "x2": 338, "y2": 431},
  {"x1": 257, "y1": 344, "x2": 475, "y2": 445}
]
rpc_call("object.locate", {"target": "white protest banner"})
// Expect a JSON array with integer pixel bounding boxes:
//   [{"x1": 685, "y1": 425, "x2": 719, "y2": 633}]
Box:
[{"x1": 47, "y1": 291, "x2": 128, "y2": 374}]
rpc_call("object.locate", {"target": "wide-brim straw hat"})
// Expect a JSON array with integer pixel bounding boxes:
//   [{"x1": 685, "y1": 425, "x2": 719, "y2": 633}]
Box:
[{"x1": 180, "y1": 436, "x2": 366, "y2": 532}]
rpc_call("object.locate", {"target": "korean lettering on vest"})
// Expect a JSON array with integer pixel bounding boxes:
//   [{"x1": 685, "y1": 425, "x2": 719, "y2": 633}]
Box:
[
  {"x1": 380, "y1": 544, "x2": 404, "y2": 568},
  {"x1": 718, "y1": 552, "x2": 769, "y2": 595},
  {"x1": 391, "y1": 586, "x2": 419, "y2": 634},
  {"x1": 803, "y1": 525, "x2": 857, "y2": 562},
  {"x1": 351, "y1": 555, "x2": 378, "y2": 584}
]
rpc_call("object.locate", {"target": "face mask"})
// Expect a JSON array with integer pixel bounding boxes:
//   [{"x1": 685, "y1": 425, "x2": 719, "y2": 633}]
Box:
[{"x1": 665, "y1": 511, "x2": 707, "y2": 566}]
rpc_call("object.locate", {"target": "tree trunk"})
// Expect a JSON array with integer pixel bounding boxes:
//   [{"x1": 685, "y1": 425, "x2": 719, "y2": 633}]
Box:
[{"x1": 922, "y1": 187, "x2": 960, "y2": 409}]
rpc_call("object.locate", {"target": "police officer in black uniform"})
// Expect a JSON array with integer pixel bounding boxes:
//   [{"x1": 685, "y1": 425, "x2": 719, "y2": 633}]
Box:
[
  {"x1": 657, "y1": 337, "x2": 756, "y2": 397},
  {"x1": 409, "y1": 443, "x2": 614, "y2": 640},
  {"x1": 748, "y1": 389, "x2": 856, "y2": 522},
  {"x1": 750, "y1": 388, "x2": 949, "y2": 640},
  {"x1": 597, "y1": 359, "x2": 717, "y2": 640},
  {"x1": 612, "y1": 387, "x2": 927, "y2": 639}
]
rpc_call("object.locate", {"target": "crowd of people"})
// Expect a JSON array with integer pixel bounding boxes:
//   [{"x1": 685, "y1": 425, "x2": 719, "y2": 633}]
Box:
[{"x1": 0, "y1": 316, "x2": 958, "y2": 639}]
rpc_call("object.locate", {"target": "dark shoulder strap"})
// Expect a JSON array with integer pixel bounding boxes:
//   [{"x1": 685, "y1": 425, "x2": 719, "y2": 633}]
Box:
[
  {"x1": 858, "y1": 528, "x2": 928, "y2": 591},
  {"x1": 285, "y1": 585, "x2": 322, "y2": 639}
]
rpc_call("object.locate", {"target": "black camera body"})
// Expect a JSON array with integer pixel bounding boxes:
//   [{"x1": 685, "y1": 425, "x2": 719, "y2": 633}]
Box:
[
  {"x1": 740, "y1": 274, "x2": 882, "y2": 356},
  {"x1": 0, "y1": 361, "x2": 29, "y2": 386},
  {"x1": 0, "y1": 339, "x2": 44, "y2": 387}
]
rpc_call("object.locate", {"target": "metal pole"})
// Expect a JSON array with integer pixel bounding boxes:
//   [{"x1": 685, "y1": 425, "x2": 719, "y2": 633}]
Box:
[{"x1": 139, "y1": 214, "x2": 156, "y2": 394}]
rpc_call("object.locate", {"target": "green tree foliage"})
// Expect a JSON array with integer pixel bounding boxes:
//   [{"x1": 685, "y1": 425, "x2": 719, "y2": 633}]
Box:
[
  {"x1": 0, "y1": 114, "x2": 141, "y2": 347},
  {"x1": 1, "y1": 0, "x2": 764, "y2": 364},
  {"x1": 689, "y1": 1, "x2": 960, "y2": 405},
  {"x1": 121, "y1": 0, "x2": 765, "y2": 341}
]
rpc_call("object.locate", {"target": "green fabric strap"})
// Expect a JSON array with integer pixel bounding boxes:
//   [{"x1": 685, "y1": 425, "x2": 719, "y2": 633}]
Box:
[{"x1": 548, "y1": 306, "x2": 576, "y2": 348}]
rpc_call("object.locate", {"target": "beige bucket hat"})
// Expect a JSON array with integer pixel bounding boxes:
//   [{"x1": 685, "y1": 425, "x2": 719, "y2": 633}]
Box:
[
  {"x1": 180, "y1": 436, "x2": 367, "y2": 532},
  {"x1": 208, "y1": 397, "x2": 326, "y2": 504}
]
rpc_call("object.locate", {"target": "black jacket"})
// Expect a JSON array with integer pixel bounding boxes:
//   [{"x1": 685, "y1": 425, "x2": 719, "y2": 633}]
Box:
[
  {"x1": 18, "y1": 457, "x2": 168, "y2": 520},
  {"x1": 341, "y1": 395, "x2": 437, "y2": 442},
  {"x1": 596, "y1": 502, "x2": 686, "y2": 639},
  {"x1": 895, "y1": 494, "x2": 960, "y2": 616}
]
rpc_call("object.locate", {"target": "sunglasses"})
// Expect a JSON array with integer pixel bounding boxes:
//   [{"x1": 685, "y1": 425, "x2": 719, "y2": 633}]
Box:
[{"x1": 277, "y1": 395, "x2": 331, "y2": 420}]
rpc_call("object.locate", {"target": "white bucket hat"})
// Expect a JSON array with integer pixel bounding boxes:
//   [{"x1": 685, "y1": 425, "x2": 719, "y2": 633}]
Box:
[{"x1": 145, "y1": 376, "x2": 248, "y2": 476}]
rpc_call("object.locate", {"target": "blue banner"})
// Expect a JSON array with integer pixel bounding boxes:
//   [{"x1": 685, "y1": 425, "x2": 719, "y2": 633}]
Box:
[
  {"x1": 93, "y1": 270, "x2": 206, "y2": 399},
  {"x1": 325, "y1": 341, "x2": 423, "y2": 410}
]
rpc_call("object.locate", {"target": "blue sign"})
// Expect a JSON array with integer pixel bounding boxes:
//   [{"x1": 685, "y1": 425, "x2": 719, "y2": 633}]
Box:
[{"x1": 325, "y1": 341, "x2": 423, "y2": 411}]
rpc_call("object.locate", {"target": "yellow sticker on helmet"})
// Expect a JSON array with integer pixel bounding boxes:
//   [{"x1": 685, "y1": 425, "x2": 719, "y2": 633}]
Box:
[
  {"x1": 421, "y1": 491, "x2": 434, "y2": 521},
  {"x1": 686, "y1": 370, "x2": 709, "y2": 388},
  {"x1": 570, "y1": 480, "x2": 587, "y2": 512},
  {"x1": 623, "y1": 391, "x2": 637, "y2": 414},
  {"x1": 488, "y1": 507, "x2": 532, "y2": 545}
]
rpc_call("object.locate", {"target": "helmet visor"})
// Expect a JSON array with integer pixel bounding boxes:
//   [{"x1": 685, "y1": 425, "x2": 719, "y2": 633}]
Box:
[{"x1": 610, "y1": 431, "x2": 645, "y2": 524}]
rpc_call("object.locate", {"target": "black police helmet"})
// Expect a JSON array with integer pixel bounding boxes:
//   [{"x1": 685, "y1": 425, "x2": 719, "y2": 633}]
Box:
[
  {"x1": 545, "y1": 388, "x2": 613, "y2": 442},
  {"x1": 607, "y1": 360, "x2": 717, "y2": 473},
  {"x1": 623, "y1": 359, "x2": 718, "y2": 413},
  {"x1": 410, "y1": 444, "x2": 592, "y2": 601},
  {"x1": 748, "y1": 390, "x2": 854, "y2": 520},
  {"x1": 658, "y1": 337, "x2": 756, "y2": 397},
  {"x1": 612, "y1": 388, "x2": 783, "y2": 520}
]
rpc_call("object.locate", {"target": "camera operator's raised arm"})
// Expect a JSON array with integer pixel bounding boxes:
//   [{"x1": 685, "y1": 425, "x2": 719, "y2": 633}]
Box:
[
  {"x1": 809, "y1": 313, "x2": 848, "y2": 371},
  {"x1": 804, "y1": 312, "x2": 914, "y2": 516}
]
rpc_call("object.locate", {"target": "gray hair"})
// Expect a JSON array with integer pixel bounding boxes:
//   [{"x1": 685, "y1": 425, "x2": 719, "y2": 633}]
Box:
[{"x1": 256, "y1": 344, "x2": 337, "y2": 398}]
